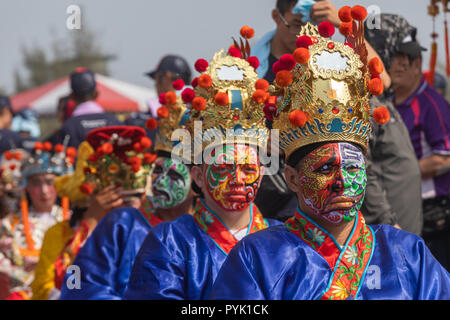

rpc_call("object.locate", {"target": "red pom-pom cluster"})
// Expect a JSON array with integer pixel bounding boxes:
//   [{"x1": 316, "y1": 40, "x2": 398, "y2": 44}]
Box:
[
  {"x1": 279, "y1": 54, "x2": 296, "y2": 71},
  {"x1": 146, "y1": 118, "x2": 158, "y2": 130},
  {"x1": 194, "y1": 59, "x2": 208, "y2": 73},
  {"x1": 247, "y1": 56, "x2": 260, "y2": 70},
  {"x1": 289, "y1": 110, "x2": 307, "y2": 127},
  {"x1": 318, "y1": 21, "x2": 335, "y2": 38},
  {"x1": 373, "y1": 106, "x2": 390, "y2": 124},
  {"x1": 240, "y1": 26, "x2": 255, "y2": 39},
  {"x1": 172, "y1": 79, "x2": 185, "y2": 91},
  {"x1": 181, "y1": 88, "x2": 196, "y2": 103},
  {"x1": 296, "y1": 35, "x2": 313, "y2": 49},
  {"x1": 228, "y1": 47, "x2": 242, "y2": 58}
]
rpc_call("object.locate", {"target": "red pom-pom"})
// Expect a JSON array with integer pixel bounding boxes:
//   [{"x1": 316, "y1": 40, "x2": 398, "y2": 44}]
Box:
[
  {"x1": 368, "y1": 57, "x2": 384, "y2": 75},
  {"x1": 181, "y1": 88, "x2": 196, "y2": 103},
  {"x1": 339, "y1": 22, "x2": 353, "y2": 36},
  {"x1": 66, "y1": 146, "x2": 77, "y2": 158},
  {"x1": 146, "y1": 118, "x2": 158, "y2": 130},
  {"x1": 172, "y1": 79, "x2": 185, "y2": 91},
  {"x1": 79, "y1": 183, "x2": 94, "y2": 195},
  {"x1": 338, "y1": 6, "x2": 353, "y2": 22},
  {"x1": 198, "y1": 74, "x2": 213, "y2": 88},
  {"x1": 215, "y1": 92, "x2": 229, "y2": 106},
  {"x1": 293, "y1": 48, "x2": 310, "y2": 64},
  {"x1": 240, "y1": 26, "x2": 255, "y2": 39},
  {"x1": 192, "y1": 97, "x2": 207, "y2": 111},
  {"x1": 318, "y1": 21, "x2": 335, "y2": 38},
  {"x1": 143, "y1": 153, "x2": 157, "y2": 164},
  {"x1": 158, "y1": 93, "x2": 166, "y2": 105},
  {"x1": 34, "y1": 142, "x2": 44, "y2": 151},
  {"x1": 129, "y1": 156, "x2": 142, "y2": 172},
  {"x1": 263, "y1": 103, "x2": 277, "y2": 121},
  {"x1": 4, "y1": 150, "x2": 12, "y2": 160},
  {"x1": 191, "y1": 77, "x2": 198, "y2": 88},
  {"x1": 228, "y1": 47, "x2": 242, "y2": 58},
  {"x1": 9, "y1": 164, "x2": 16, "y2": 170},
  {"x1": 272, "y1": 61, "x2": 282, "y2": 74},
  {"x1": 252, "y1": 90, "x2": 267, "y2": 104},
  {"x1": 164, "y1": 91, "x2": 177, "y2": 105},
  {"x1": 255, "y1": 79, "x2": 269, "y2": 91},
  {"x1": 101, "y1": 143, "x2": 114, "y2": 155},
  {"x1": 140, "y1": 137, "x2": 152, "y2": 149},
  {"x1": 373, "y1": 106, "x2": 390, "y2": 124},
  {"x1": 13, "y1": 152, "x2": 22, "y2": 160},
  {"x1": 344, "y1": 42, "x2": 353, "y2": 48},
  {"x1": 194, "y1": 59, "x2": 209, "y2": 73},
  {"x1": 275, "y1": 70, "x2": 293, "y2": 87},
  {"x1": 88, "y1": 154, "x2": 98, "y2": 163},
  {"x1": 296, "y1": 35, "x2": 313, "y2": 48},
  {"x1": 369, "y1": 78, "x2": 384, "y2": 96},
  {"x1": 43, "y1": 142, "x2": 52, "y2": 152},
  {"x1": 280, "y1": 54, "x2": 296, "y2": 71},
  {"x1": 246, "y1": 56, "x2": 260, "y2": 70},
  {"x1": 157, "y1": 106, "x2": 169, "y2": 118},
  {"x1": 54, "y1": 144, "x2": 64, "y2": 153},
  {"x1": 289, "y1": 110, "x2": 307, "y2": 127},
  {"x1": 351, "y1": 5, "x2": 367, "y2": 21},
  {"x1": 133, "y1": 142, "x2": 143, "y2": 153}
]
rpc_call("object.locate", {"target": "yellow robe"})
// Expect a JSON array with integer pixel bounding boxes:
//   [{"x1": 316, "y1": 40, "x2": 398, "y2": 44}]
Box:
[{"x1": 31, "y1": 221, "x2": 74, "y2": 300}]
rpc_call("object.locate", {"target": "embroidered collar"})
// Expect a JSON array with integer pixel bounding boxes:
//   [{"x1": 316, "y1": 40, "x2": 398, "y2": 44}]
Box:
[
  {"x1": 140, "y1": 196, "x2": 164, "y2": 227},
  {"x1": 285, "y1": 208, "x2": 375, "y2": 300},
  {"x1": 193, "y1": 199, "x2": 268, "y2": 255}
]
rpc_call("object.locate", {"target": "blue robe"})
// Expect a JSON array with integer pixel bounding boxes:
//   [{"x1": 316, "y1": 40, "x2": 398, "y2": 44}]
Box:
[
  {"x1": 209, "y1": 210, "x2": 450, "y2": 300},
  {"x1": 59, "y1": 207, "x2": 154, "y2": 300},
  {"x1": 124, "y1": 202, "x2": 281, "y2": 300}
]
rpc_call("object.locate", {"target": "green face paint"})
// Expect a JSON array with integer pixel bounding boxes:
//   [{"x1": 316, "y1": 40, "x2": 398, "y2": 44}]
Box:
[{"x1": 151, "y1": 157, "x2": 191, "y2": 209}]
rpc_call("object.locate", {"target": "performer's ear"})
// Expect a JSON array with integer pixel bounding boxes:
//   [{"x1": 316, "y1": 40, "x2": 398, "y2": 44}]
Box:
[
  {"x1": 284, "y1": 164, "x2": 301, "y2": 193},
  {"x1": 190, "y1": 165, "x2": 204, "y2": 191}
]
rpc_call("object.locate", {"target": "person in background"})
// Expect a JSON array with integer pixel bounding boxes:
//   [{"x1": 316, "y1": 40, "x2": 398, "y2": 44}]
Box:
[
  {"x1": 11, "y1": 109, "x2": 40, "y2": 153},
  {"x1": 144, "y1": 55, "x2": 192, "y2": 119},
  {"x1": 0, "y1": 142, "x2": 74, "y2": 299},
  {"x1": 424, "y1": 71, "x2": 448, "y2": 97},
  {"x1": 390, "y1": 30, "x2": 450, "y2": 271},
  {"x1": 31, "y1": 141, "x2": 124, "y2": 300},
  {"x1": 55, "y1": 68, "x2": 121, "y2": 149},
  {"x1": 362, "y1": 14, "x2": 423, "y2": 235},
  {"x1": 0, "y1": 96, "x2": 24, "y2": 156}
]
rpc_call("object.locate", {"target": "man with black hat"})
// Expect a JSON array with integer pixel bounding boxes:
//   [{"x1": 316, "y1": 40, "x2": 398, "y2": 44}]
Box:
[
  {"x1": 390, "y1": 26, "x2": 450, "y2": 271},
  {"x1": 0, "y1": 95, "x2": 25, "y2": 155},
  {"x1": 54, "y1": 68, "x2": 121, "y2": 148},
  {"x1": 361, "y1": 14, "x2": 423, "y2": 236},
  {"x1": 144, "y1": 55, "x2": 192, "y2": 118}
]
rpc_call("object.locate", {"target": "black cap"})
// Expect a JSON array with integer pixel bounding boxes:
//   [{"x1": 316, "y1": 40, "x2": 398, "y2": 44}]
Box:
[
  {"x1": 0, "y1": 95, "x2": 12, "y2": 113},
  {"x1": 397, "y1": 41, "x2": 427, "y2": 60},
  {"x1": 145, "y1": 55, "x2": 192, "y2": 83},
  {"x1": 70, "y1": 67, "x2": 96, "y2": 96}
]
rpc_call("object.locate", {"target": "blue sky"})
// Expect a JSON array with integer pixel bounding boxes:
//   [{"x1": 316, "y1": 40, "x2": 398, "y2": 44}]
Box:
[{"x1": 0, "y1": 0, "x2": 445, "y2": 94}]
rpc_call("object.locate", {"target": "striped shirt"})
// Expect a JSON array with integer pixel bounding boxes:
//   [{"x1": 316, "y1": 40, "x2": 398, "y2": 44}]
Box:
[{"x1": 395, "y1": 78, "x2": 450, "y2": 199}]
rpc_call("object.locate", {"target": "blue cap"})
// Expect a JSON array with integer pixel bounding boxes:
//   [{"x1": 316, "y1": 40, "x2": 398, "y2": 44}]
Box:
[
  {"x1": 0, "y1": 95, "x2": 12, "y2": 113},
  {"x1": 145, "y1": 55, "x2": 192, "y2": 83},
  {"x1": 70, "y1": 67, "x2": 96, "y2": 96}
]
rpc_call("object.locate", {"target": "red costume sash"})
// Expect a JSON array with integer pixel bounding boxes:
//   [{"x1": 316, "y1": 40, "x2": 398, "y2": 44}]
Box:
[
  {"x1": 193, "y1": 200, "x2": 268, "y2": 255},
  {"x1": 139, "y1": 196, "x2": 164, "y2": 227},
  {"x1": 285, "y1": 209, "x2": 375, "y2": 300}
]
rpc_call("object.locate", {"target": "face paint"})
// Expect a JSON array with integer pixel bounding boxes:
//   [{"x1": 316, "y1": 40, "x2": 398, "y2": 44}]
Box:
[
  {"x1": 298, "y1": 142, "x2": 366, "y2": 224},
  {"x1": 204, "y1": 144, "x2": 261, "y2": 212},
  {"x1": 151, "y1": 157, "x2": 191, "y2": 209}
]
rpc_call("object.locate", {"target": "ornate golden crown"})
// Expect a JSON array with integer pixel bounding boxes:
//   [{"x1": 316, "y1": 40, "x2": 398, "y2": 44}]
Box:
[
  {"x1": 269, "y1": 8, "x2": 389, "y2": 160},
  {"x1": 161, "y1": 27, "x2": 271, "y2": 161}
]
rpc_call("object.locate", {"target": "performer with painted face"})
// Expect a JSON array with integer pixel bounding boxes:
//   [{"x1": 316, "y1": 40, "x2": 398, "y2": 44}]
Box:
[
  {"x1": 210, "y1": 8, "x2": 450, "y2": 300},
  {"x1": 60, "y1": 110, "x2": 195, "y2": 300},
  {"x1": 0, "y1": 143, "x2": 74, "y2": 299},
  {"x1": 124, "y1": 27, "x2": 281, "y2": 300}
]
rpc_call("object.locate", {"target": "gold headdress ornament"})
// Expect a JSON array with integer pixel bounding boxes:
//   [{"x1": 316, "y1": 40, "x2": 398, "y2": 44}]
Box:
[
  {"x1": 268, "y1": 5, "x2": 390, "y2": 160},
  {"x1": 155, "y1": 26, "x2": 270, "y2": 162}
]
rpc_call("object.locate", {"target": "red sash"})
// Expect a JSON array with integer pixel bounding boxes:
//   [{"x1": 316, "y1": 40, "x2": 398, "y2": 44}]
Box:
[
  {"x1": 139, "y1": 196, "x2": 164, "y2": 227},
  {"x1": 285, "y1": 209, "x2": 375, "y2": 300},
  {"x1": 193, "y1": 200, "x2": 268, "y2": 255}
]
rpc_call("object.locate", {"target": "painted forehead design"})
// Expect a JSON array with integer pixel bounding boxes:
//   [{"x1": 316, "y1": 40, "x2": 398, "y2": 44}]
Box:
[{"x1": 208, "y1": 144, "x2": 259, "y2": 165}]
